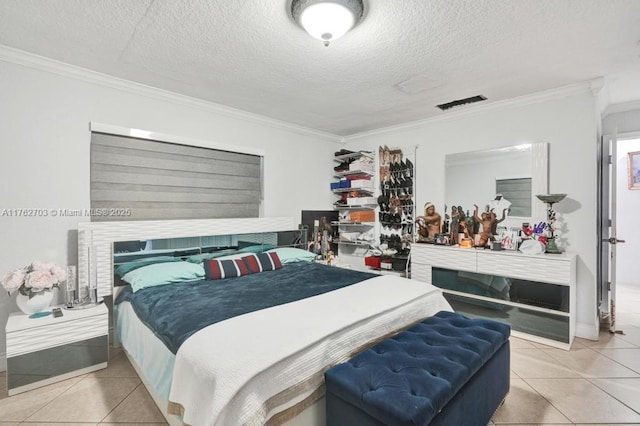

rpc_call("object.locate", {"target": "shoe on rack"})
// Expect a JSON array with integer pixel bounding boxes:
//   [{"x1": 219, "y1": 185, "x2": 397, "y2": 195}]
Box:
[
  {"x1": 334, "y1": 149, "x2": 355, "y2": 157},
  {"x1": 404, "y1": 177, "x2": 413, "y2": 188},
  {"x1": 377, "y1": 195, "x2": 386, "y2": 211},
  {"x1": 359, "y1": 229, "x2": 374, "y2": 241},
  {"x1": 406, "y1": 158, "x2": 414, "y2": 177},
  {"x1": 334, "y1": 162, "x2": 349, "y2": 172}
]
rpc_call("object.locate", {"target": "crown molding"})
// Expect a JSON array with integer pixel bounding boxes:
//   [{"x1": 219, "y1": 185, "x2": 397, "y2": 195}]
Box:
[
  {"x1": 344, "y1": 80, "x2": 596, "y2": 141},
  {"x1": 0, "y1": 45, "x2": 341, "y2": 143},
  {"x1": 602, "y1": 100, "x2": 640, "y2": 118},
  {"x1": 589, "y1": 77, "x2": 605, "y2": 96}
]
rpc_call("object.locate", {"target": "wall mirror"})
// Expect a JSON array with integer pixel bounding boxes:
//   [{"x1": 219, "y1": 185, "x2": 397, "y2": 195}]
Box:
[
  {"x1": 113, "y1": 230, "x2": 307, "y2": 260},
  {"x1": 110, "y1": 230, "x2": 307, "y2": 293},
  {"x1": 444, "y1": 142, "x2": 549, "y2": 230}
]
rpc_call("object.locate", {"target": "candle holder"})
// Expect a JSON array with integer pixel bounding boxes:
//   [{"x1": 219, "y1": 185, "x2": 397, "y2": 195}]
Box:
[{"x1": 535, "y1": 194, "x2": 567, "y2": 254}]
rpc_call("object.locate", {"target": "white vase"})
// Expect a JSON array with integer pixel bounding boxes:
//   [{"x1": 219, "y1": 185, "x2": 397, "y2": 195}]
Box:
[{"x1": 16, "y1": 290, "x2": 54, "y2": 315}]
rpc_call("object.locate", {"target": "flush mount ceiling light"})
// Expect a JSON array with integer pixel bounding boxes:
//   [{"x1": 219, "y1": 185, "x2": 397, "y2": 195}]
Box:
[{"x1": 291, "y1": 0, "x2": 364, "y2": 47}]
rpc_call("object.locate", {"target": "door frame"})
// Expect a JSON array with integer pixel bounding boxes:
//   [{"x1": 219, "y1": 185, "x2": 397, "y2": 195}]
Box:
[
  {"x1": 596, "y1": 135, "x2": 609, "y2": 325},
  {"x1": 597, "y1": 130, "x2": 640, "y2": 329}
]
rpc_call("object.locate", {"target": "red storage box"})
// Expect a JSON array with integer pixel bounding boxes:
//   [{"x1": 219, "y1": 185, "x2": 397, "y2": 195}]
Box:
[{"x1": 365, "y1": 256, "x2": 381, "y2": 269}]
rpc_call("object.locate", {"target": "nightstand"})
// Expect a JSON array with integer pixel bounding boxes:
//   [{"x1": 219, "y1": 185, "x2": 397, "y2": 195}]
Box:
[{"x1": 5, "y1": 303, "x2": 108, "y2": 395}]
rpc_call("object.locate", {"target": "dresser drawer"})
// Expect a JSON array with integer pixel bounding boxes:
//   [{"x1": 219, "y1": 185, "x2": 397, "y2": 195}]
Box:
[
  {"x1": 477, "y1": 253, "x2": 572, "y2": 285},
  {"x1": 412, "y1": 245, "x2": 478, "y2": 272}
]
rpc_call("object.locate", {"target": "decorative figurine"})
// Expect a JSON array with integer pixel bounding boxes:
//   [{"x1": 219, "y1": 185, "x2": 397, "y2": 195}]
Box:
[
  {"x1": 442, "y1": 204, "x2": 450, "y2": 234},
  {"x1": 489, "y1": 208, "x2": 508, "y2": 235},
  {"x1": 449, "y1": 205, "x2": 460, "y2": 244},
  {"x1": 474, "y1": 204, "x2": 508, "y2": 247},
  {"x1": 416, "y1": 202, "x2": 442, "y2": 242},
  {"x1": 457, "y1": 206, "x2": 472, "y2": 241}
]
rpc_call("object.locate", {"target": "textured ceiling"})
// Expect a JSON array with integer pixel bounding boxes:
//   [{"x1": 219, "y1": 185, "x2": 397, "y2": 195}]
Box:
[{"x1": 1, "y1": 0, "x2": 640, "y2": 135}]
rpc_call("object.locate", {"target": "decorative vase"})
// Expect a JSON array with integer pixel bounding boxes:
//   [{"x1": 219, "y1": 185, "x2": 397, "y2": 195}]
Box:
[{"x1": 16, "y1": 290, "x2": 54, "y2": 315}]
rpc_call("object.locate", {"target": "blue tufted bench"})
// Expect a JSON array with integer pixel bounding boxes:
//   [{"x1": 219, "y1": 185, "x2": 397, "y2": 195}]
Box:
[{"x1": 325, "y1": 311, "x2": 510, "y2": 426}]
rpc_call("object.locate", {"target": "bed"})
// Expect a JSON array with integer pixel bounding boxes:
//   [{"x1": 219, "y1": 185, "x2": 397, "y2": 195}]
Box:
[{"x1": 78, "y1": 217, "x2": 452, "y2": 425}]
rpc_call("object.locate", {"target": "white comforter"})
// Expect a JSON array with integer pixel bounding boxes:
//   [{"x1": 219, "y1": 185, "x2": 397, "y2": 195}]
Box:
[{"x1": 169, "y1": 274, "x2": 452, "y2": 426}]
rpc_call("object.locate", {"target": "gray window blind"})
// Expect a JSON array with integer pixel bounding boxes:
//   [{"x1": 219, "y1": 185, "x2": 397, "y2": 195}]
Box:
[
  {"x1": 495, "y1": 177, "x2": 532, "y2": 217},
  {"x1": 90, "y1": 132, "x2": 261, "y2": 221}
]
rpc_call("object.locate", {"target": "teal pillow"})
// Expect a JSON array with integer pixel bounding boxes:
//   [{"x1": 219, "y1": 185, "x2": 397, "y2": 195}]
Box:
[
  {"x1": 115, "y1": 256, "x2": 181, "y2": 278},
  {"x1": 237, "y1": 244, "x2": 278, "y2": 254},
  {"x1": 266, "y1": 247, "x2": 316, "y2": 264},
  {"x1": 122, "y1": 262, "x2": 205, "y2": 292}
]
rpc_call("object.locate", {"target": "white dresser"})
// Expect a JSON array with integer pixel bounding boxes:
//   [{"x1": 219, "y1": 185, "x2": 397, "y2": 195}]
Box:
[
  {"x1": 5, "y1": 303, "x2": 108, "y2": 395},
  {"x1": 411, "y1": 244, "x2": 576, "y2": 349}
]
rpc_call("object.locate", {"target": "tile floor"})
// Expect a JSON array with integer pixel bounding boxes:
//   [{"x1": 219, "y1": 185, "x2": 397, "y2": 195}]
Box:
[{"x1": 1, "y1": 282, "x2": 639, "y2": 425}]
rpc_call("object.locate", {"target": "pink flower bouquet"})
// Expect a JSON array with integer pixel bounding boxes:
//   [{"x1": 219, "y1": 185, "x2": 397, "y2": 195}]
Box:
[{"x1": 2, "y1": 261, "x2": 66, "y2": 298}]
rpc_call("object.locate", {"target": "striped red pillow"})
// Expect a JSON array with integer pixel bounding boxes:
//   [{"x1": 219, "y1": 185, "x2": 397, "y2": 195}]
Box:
[
  {"x1": 204, "y1": 258, "x2": 251, "y2": 280},
  {"x1": 242, "y1": 252, "x2": 282, "y2": 274}
]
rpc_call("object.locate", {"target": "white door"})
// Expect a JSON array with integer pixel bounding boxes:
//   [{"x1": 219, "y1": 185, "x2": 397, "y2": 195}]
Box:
[{"x1": 598, "y1": 134, "x2": 626, "y2": 332}]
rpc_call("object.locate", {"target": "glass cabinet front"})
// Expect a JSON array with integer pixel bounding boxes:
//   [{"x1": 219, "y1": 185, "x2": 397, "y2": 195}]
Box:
[{"x1": 432, "y1": 267, "x2": 570, "y2": 343}]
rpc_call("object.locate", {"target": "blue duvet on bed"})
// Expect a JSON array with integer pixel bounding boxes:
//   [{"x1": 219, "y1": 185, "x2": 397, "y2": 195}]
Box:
[{"x1": 115, "y1": 262, "x2": 377, "y2": 354}]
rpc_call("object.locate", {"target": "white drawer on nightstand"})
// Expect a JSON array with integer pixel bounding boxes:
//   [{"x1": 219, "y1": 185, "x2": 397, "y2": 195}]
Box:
[
  {"x1": 6, "y1": 304, "x2": 108, "y2": 357},
  {"x1": 7, "y1": 313, "x2": 108, "y2": 357}
]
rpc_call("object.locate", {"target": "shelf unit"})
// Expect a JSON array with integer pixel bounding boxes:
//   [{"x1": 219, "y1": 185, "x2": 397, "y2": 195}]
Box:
[
  {"x1": 331, "y1": 187, "x2": 374, "y2": 194},
  {"x1": 337, "y1": 241, "x2": 373, "y2": 246},
  {"x1": 331, "y1": 221, "x2": 375, "y2": 226},
  {"x1": 332, "y1": 151, "x2": 376, "y2": 269}
]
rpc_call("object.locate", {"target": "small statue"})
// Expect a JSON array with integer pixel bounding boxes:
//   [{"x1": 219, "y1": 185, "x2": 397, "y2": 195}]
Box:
[
  {"x1": 416, "y1": 202, "x2": 442, "y2": 242},
  {"x1": 465, "y1": 209, "x2": 478, "y2": 237},
  {"x1": 442, "y1": 205, "x2": 450, "y2": 234},
  {"x1": 449, "y1": 205, "x2": 460, "y2": 244},
  {"x1": 473, "y1": 204, "x2": 508, "y2": 247},
  {"x1": 457, "y1": 206, "x2": 471, "y2": 240},
  {"x1": 489, "y1": 208, "x2": 508, "y2": 235}
]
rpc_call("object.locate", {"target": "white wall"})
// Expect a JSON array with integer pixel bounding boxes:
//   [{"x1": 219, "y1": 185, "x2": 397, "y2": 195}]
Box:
[
  {"x1": 0, "y1": 56, "x2": 341, "y2": 369},
  {"x1": 345, "y1": 88, "x2": 600, "y2": 340},
  {"x1": 616, "y1": 138, "x2": 640, "y2": 286}
]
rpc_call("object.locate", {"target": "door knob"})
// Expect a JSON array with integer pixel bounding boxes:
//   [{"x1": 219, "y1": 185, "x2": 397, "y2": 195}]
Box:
[{"x1": 602, "y1": 237, "x2": 626, "y2": 244}]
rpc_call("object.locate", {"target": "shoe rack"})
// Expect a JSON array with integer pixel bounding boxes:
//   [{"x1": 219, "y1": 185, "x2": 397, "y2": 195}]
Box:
[
  {"x1": 376, "y1": 145, "x2": 414, "y2": 272},
  {"x1": 331, "y1": 150, "x2": 376, "y2": 263}
]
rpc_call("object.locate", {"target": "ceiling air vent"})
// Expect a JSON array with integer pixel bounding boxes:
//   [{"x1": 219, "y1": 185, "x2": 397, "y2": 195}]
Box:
[{"x1": 436, "y1": 95, "x2": 487, "y2": 111}]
